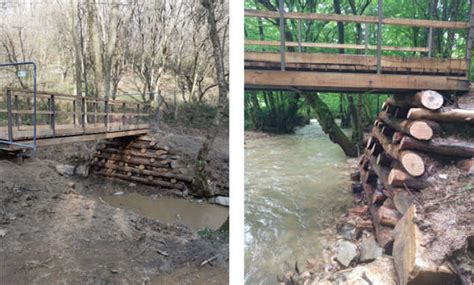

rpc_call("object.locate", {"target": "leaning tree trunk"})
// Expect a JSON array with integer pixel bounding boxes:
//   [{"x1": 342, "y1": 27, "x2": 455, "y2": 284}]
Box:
[
  {"x1": 304, "y1": 93, "x2": 358, "y2": 157},
  {"x1": 193, "y1": 0, "x2": 228, "y2": 198}
]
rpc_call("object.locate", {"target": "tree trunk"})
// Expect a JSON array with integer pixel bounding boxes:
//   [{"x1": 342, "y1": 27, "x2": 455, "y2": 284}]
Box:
[
  {"x1": 193, "y1": 0, "x2": 228, "y2": 197},
  {"x1": 71, "y1": 1, "x2": 82, "y2": 97},
  {"x1": 86, "y1": 0, "x2": 103, "y2": 98},
  {"x1": 304, "y1": 93, "x2": 358, "y2": 157}
]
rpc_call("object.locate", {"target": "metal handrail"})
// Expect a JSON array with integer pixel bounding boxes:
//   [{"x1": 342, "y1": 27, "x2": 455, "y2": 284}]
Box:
[{"x1": 0, "y1": 62, "x2": 37, "y2": 152}]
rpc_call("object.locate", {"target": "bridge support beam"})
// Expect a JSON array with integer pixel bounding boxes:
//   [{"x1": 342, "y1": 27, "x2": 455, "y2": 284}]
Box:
[{"x1": 245, "y1": 70, "x2": 469, "y2": 93}]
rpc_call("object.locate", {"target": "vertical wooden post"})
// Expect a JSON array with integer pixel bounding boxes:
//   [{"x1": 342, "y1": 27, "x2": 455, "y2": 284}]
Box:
[
  {"x1": 136, "y1": 103, "x2": 140, "y2": 125},
  {"x1": 122, "y1": 102, "x2": 126, "y2": 127},
  {"x1": 81, "y1": 97, "x2": 86, "y2": 133},
  {"x1": 73, "y1": 99, "x2": 77, "y2": 127},
  {"x1": 50, "y1": 95, "x2": 56, "y2": 137},
  {"x1": 466, "y1": 1, "x2": 474, "y2": 80},
  {"x1": 297, "y1": 19, "x2": 302, "y2": 52},
  {"x1": 427, "y1": 27, "x2": 433, "y2": 58},
  {"x1": 364, "y1": 23, "x2": 369, "y2": 55},
  {"x1": 94, "y1": 102, "x2": 97, "y2": 125},
  {"x1": 6, "y1": 90, "x2": 13, "y2": 141},
  {"x1": 14, "y1": 94, "x2": 19, "y2": 127},
  {"x1": 376, "y1": 0, "x2": 383, "y2": 74},
  {"x1": 278, "y1": 0, "x2": 286, "y2": 71},
  {"x1": 105, "y1": 100, "x2": 109, "y2": 132}
]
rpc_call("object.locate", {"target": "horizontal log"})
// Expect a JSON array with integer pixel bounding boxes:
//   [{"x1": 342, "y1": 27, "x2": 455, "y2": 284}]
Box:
[
  {"x1": 400, "y1": 136, "x2": 474, "y2": 158},
  {"x1": 92, "y1": 161, "x2": 193, "y2": 183},
  {"x1": 99, "y1": 148, "x2": 169, "y2": 160},
  {"x1": 95, "y1": 153, "x2": 171, "y2": 168},
  {"x1": 378, "y1": 112, "x2": 434, "y2": 140},
  {"x1": 371, "y1": 129, "x2": 425, "y2": 176},
  {"x1": 457, "y1": 158, "x2": 474, "y2": 173},
  {"x1": 391, "y1": 91, "x2": 444, "y2": 110},
  {"x1": 407, "y1": 108, "x2": 474, "y2": 124},
  {"x1": 388, "y1": 168, "x2": 430, "y2": 189},
  {"x1": 377, "y1": 205, "x2": 402, "y2": 227},
  {"x1": 97, "y1": 170, "x2": 184, "y2": 189}
]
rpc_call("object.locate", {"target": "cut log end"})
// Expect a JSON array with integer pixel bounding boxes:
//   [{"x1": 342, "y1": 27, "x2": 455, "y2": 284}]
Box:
[
  {"x1": 408, "y1": 121, "x2": 433, "y2": 141},
  {"x1": 400, "y1": 151, "x2": 425, "y2": 177},
  {"x1": 418, "y1": 90, "x2": 444, "y2": 110}
]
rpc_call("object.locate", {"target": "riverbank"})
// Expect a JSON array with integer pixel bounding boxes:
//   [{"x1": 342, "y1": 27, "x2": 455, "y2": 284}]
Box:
[{"x1": 0, "y1": 122, "x2": 229, "y2": 284}]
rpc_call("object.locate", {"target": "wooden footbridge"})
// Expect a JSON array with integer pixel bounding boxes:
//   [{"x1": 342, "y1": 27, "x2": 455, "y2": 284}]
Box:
[
  {"x1": 0, "y1": 89, "x2": 150, "y2": 152},
  {"x1": 245, "y1": 1, "x2": 474, "y2": 94}
]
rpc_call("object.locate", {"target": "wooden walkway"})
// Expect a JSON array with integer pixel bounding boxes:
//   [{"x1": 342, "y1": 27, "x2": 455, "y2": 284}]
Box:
[
  {"x1": 244, "y1": 3, "x2": 474, "y2": 94},
  {"x1": 0, "y1": 89, "x2": 150, "y2": 151}
]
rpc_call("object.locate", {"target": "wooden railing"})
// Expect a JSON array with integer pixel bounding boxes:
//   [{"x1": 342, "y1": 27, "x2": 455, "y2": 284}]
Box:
[
  {"x1": 0, "y1": 89, "x2": 150, "y2": 141},
  {"x1": 245, "y1": 0, "x2": 474, "y2": 78}
]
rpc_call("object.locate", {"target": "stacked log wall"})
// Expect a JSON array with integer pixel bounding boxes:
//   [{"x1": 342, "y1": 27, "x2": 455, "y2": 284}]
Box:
[{"x1": 349, "y1": 90, "x2": 473, "y2": 283}]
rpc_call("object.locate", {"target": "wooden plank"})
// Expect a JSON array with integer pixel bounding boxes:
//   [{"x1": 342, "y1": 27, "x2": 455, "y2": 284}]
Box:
[
  {"x1": 244, "y1": 52, "x2": 467, "y2": 72},
  {"x1": 245, "y1": 40, "x2": 429, "y2": 53},
  {"x1": 0, "y1": 123, "x2": 150, "y2": 141},
  {"x1": 0, "y1": 128, "x2": 149, "y2": 149},
  {"x1": 10, "y1": 89, "x2": 149, "y2": 106},
  {"x1": 244, "y1": 9, "x2": 470, "y2": 29},
  {"x1": 244, "y1": 70, "x2": 469, "y2": 92}
]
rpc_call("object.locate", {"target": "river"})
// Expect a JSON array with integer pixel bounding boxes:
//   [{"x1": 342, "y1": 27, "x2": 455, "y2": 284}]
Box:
[{"x1": 244, "y1": 119, "x2": 352, "y2": 285}]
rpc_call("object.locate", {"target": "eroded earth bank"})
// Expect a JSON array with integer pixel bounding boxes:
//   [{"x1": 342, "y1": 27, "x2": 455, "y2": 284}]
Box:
[{"x1": 0, "y1": 125, "x2": 229, "y2": 284}]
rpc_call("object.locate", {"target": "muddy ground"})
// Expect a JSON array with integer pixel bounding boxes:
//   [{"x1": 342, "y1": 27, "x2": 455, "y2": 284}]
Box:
[
  {"x1": 0, "y1": 119, "x2": 229, "y2": 284},
  {"x1": 0, "y1": 159, "x2": 228, "y2": 284}
]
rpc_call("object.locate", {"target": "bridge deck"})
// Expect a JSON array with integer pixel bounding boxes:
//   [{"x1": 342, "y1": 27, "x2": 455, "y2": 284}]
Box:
[
  {"x1": 245, "y1": 52, "x2": 470, "y2": 93},
  {"x1": 0, "y1": 89, "x2": 150, "y2": 151}
]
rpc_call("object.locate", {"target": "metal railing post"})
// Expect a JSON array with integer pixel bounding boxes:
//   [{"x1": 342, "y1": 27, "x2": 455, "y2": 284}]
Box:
[
  {"x1": 50, "y1": 95, "x2": 56, "y2": 137},
  {"x1": 6, "y1": 90, "x2": 13, "y2": 141},
  {"x1": 376, "y1": 0, "x2": 383, "y2": 74},
  {"x1": 104, "y1": 100, "x2": 109, "y2": 132},
  {"x1": 14, "y1": 94, "x2": 19, "y2": 127},
  {"x1": 278, "y1": 0, "x2": 286, "y2": 71}
]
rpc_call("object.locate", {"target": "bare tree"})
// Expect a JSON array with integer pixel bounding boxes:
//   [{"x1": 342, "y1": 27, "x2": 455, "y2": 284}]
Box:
[{"x1": 192, "y1": 0, "x2": 229, "y2": 197}]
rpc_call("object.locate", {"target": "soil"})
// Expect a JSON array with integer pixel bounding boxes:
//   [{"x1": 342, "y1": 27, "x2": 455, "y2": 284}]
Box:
[
  {"x1": 0, "y1": 120, "x2": 229, "y2": 284},
  {"x1": 412, "y1": 164, "x2": 474, "y2": 282},
  {"x1": 0, "y1": 159, "x2": 228, "y2": 284}
]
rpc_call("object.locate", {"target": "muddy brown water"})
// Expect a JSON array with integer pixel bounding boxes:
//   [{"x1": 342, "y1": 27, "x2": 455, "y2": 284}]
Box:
[
  {"x1": 104, "y1": 192, "x2": 228, "y2": 231},
  {"x1": 245, "y1": 120, "x2": 352, "y2": 285}
]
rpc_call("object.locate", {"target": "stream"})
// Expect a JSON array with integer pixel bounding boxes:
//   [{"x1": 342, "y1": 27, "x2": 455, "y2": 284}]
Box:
[{"x1": 245, "y1": 119, "x2": 352, "y2": 285}]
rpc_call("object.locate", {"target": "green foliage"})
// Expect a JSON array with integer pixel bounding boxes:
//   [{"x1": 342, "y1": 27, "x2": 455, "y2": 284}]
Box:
[
  {"x1": 245, "y1": 91, "x2": 310, "y2": 133},
  {"x1": 198, "y1": 227, "x2": 213, "y2": 238},
  {"x1": 245, "y1": 0, "x2": 470, "y2": 62}
]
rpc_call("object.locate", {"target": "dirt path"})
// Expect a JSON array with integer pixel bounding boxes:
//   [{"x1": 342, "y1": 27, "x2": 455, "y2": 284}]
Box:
[{"x1": 0, "y1": 159, "x2": 228, "y2": 284}]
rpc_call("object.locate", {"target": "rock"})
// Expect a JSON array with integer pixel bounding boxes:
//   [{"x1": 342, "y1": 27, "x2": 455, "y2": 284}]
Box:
[
  {"x1": 393, "y1": 205, "x2": 456, "y2": 285},
  {"x1": 68, "y1": 182, "x2": 76, "y2": 189},
  {"x1": 129, "y1": 183, "x2": 136, "y2": 187},
  {"x1": 75, "y1": 163, "x2": 90, "y2": 178},
  {"x1": 209, "y1": 196, "x2": 229, "y2": 207},
  {"x1": 0, "y1": 229, "x2": 8, "y2": 237},
  {"x1": 337, "y1": 220, "x2": 357, "y2": 240},
  {"x1": 340, "y1": 256, "x2": 397, "y2": 284},
  {"x1": 170, "y1": 160, "x2": 185, "y2": 169},
  {"x1": 55, "y1": 164, "x2": 75, "y2": 176},
  {"x1": 360, "y1": 235, "x2": 383, "y2": 262},
  {"x1": 335, "y1": 240, "x2": 358, "y2": 267}
]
